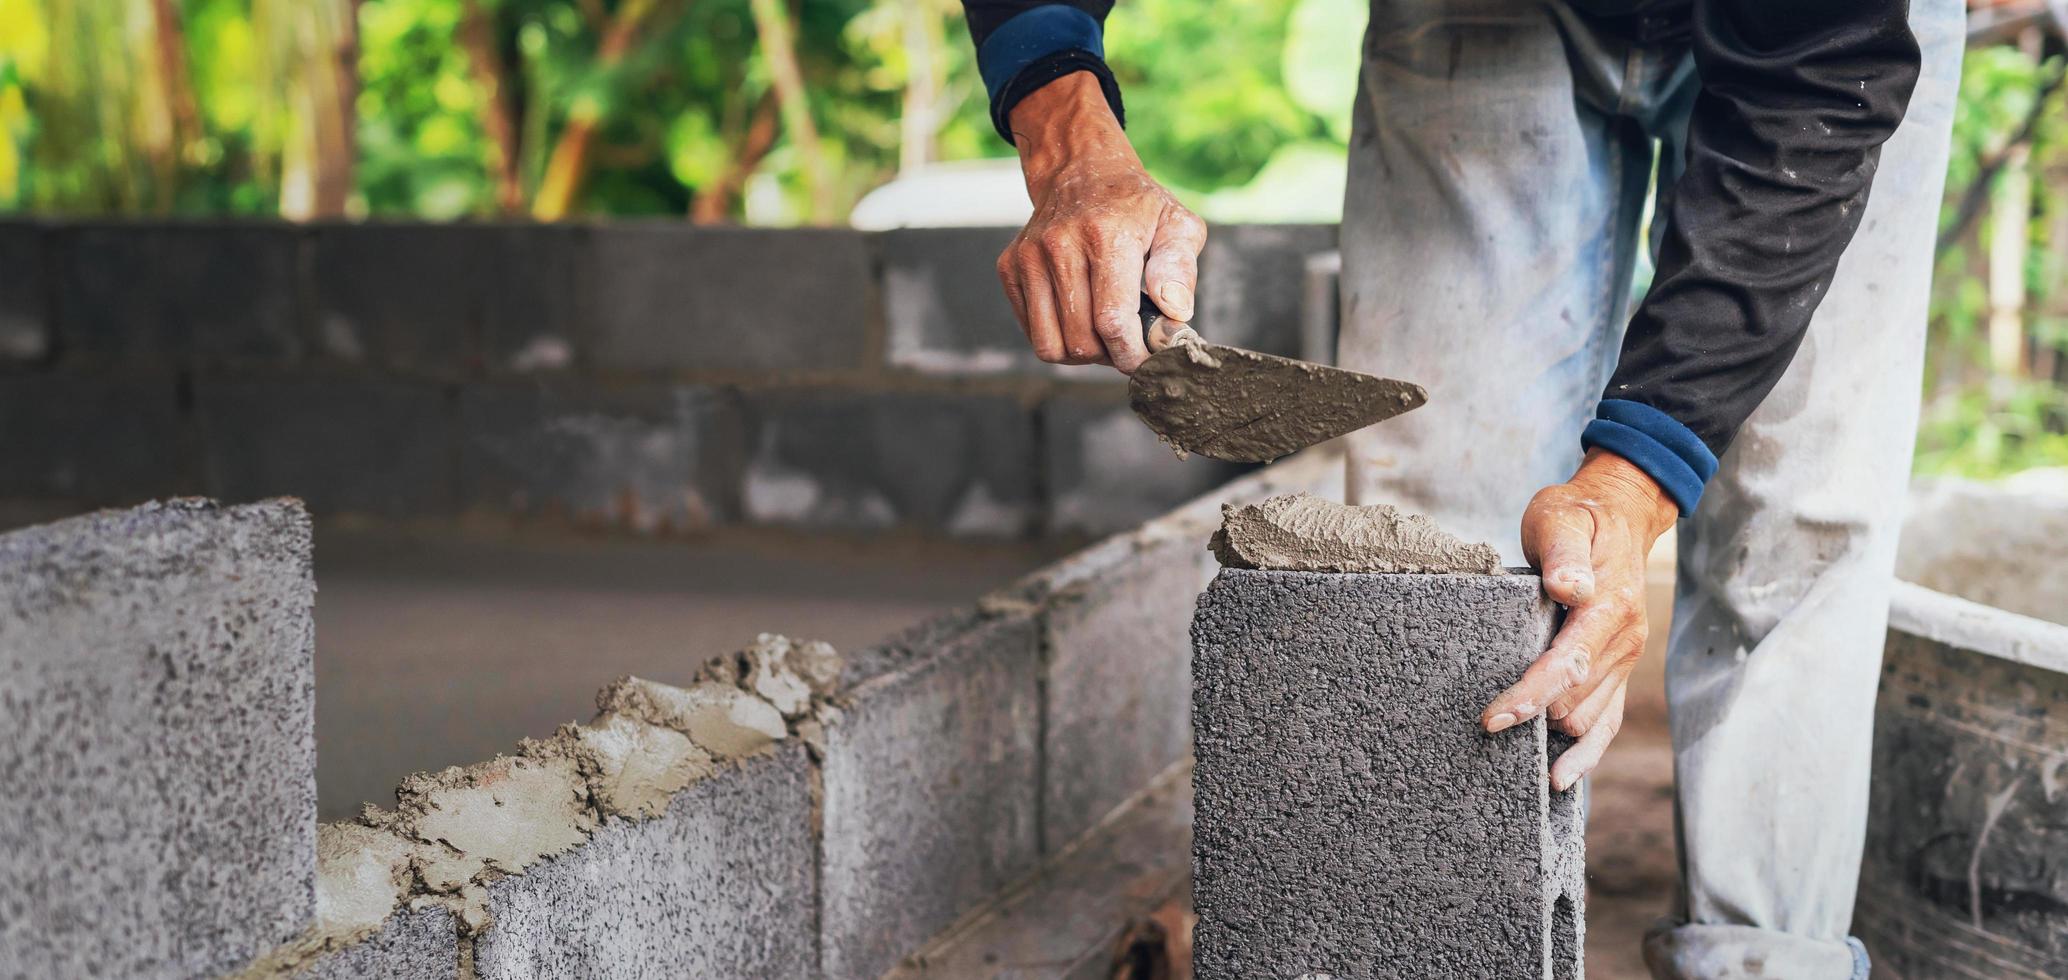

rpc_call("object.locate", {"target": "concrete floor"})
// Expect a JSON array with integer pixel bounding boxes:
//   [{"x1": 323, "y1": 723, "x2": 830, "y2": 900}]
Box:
[{"x1": 313, "y1": 523, "x2": 1069, "y2": 819}]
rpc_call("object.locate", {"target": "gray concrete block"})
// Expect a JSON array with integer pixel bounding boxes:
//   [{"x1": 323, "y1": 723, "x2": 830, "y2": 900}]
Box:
[
  {"x1": 1853, "y1": 603, "x2": 2068, "y2": 977},
  {"x1": 1025, "y1": 524, "x2": 1220, "y2": 853},
  {"x1": 1041, "y1": 391, "x2": 1247, "y2": 536},
  {"x1": 0, "y1": 221, "x2": 50, "y2": 361},
  {"x1": 1190, "y1": 568, "x2": 1583, "y2": 979},
  {"x1": 308, "y1": 223, "x2": 484, "y2": 374},
  {"x1": 293, "y1": 907, "x2": 460, "y2": 980},
  {"x1": 474, "y1": 743, "x2": 818, "y2": 980},
  {"x1": 821, "y1": 609, "x2": 1045, "y2": 979},
  {"x1": 1195, "y1": 224, "x2": 1338, "y2": 358},
  {"x1": 59, "y1": 222, "x2": 303, "y2": 361},
  {"x1": 483, "y1": 224, "x2": 588, "y2": 373},
  {"x1": 0, "y1": 498, "x2": 316, "y2": 978},
  {"x1": 740, "y1": 389, "x2": 1036, "y2": 534},
  {"x1": 0, "y1": 372, "x2": 190, "y2": 504},
  {"x1": 197, "y1": 374, "x2": 454, "y2": 518},
  {"x1": 588, "y1": 226, "x2": 871, "y2": 373},
  {"x1": 876, "y1": 227, "x2": 1028, "y2": 374},
  {"x1": 457, "y1": 381, "x2": 744, "y2": 531}
]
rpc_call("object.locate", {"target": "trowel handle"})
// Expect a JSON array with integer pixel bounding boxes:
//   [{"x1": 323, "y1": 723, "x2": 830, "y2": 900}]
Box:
[{"x1": 1139, "y1": 293, "x2": 1200, "y2": 353}]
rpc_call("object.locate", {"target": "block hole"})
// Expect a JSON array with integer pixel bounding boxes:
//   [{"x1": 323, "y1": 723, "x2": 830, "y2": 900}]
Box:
[{"x1": 1551, "y1": 891, "x2": 1580, "y2": 980}]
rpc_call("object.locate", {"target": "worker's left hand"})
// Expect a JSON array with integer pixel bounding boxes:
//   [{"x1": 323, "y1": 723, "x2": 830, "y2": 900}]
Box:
[{"x1": 1480, "y1": 448, "x2": 1679, "y2": 791}]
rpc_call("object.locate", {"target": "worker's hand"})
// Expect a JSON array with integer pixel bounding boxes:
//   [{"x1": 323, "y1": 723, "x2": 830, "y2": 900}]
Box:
[
  {"x1": 1000, "y1": 72, "x2": 1205, "y2": 373},
  {"x1": 1481, "y1": 449, "x2": 1679, "y2": 790}
]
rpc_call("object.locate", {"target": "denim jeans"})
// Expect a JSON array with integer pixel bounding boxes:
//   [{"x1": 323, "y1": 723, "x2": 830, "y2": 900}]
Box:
[{"x1": 1334, "y1": 0, "x2": 1964, "y2": 976}]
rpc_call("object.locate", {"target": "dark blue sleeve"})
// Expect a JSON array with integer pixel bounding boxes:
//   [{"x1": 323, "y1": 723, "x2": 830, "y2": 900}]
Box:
[{"x1": 961, "y1": 1, "x2": 1124, "y2": 142}]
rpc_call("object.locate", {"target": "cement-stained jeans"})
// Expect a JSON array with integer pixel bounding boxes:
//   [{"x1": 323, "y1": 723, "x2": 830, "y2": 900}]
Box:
[{"x1": 1335, "y1": 1, "x2": 1964, "y2": 977}]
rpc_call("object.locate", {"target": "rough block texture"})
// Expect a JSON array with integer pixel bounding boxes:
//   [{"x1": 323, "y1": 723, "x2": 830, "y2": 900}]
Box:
[
  {"x1": 59, "y1": 223, "x2": 303, "y2": 362},
  {"x1": 0, "y1": 499, "x2": 317, "y2": 977},
  {"x1": 1194, "y1": 224, "x2": 1337, "y2": 357},
  {"x1": 588, "y1": 226, "x2": 871, "y2": 373},
  {"x1": 821, "y1": 609, "x2": 1045, "y2": 979},
  {"x1": 308, "y1": 223, "x2": 482, "y2": 374},
  {"x1": 740, "y1": 389, "x2": 1036, "y2": 534},
  {"x1": 877, "y1": 226, "x2": 1035, "y2": 375},
  {"x1": 196, "y1": 374, "x2": 455, "y2": 518},
  {"x1": 458, "y1": 381, "x2": 744, "y2": 531},
  {"x1": 473, "y1": 743, "x2": 819, "y2": 980},
  {"x1": 293, "y1": 907, "x2": 460, "y2": 980},
  {"x1": 0, "y1": 371, "x2": 190, "y2": 503},
  {"x1": 1041, "y1": 391, "x2": 1246, "y2": 536},
  {"x1": 1190, "y1": 568, "x2": 1582, "y2": 979},
  {"x1": 0, "y1": 222, "x2": 49, "y2": 361},
  {"x1": 1854, "y1": 609, "x2": 2068, "y2": 978}
]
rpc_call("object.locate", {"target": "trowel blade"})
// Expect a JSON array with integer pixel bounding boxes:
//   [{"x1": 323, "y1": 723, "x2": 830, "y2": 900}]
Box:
[{"x1": 1127, "y1": 342, "x2": 1427, "y2": 463}]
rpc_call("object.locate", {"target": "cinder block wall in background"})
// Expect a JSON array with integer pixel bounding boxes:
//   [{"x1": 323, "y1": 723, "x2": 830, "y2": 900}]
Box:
[
  {"x1": 1190, "y1": 569, "x2": 1584, "y2": 980},
  {"x1": 0, "y1": 219, "x2": 1333, "y2": 538},
  {"x1": 0, "y1": 499, "x2": 317, "y2": 978}
]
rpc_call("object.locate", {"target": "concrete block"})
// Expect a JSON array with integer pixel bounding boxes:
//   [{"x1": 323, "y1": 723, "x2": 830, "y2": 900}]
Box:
[
  {"x1": 876, "y1": 227, "x2": 1026, "y2": 373},
  {"x1": 1194, "y1": 224, "x2": 1337, "y2": 358},
  {"x1": 740, "y1": 389, "x2": 1036, "y2": 534},
  {"x1": 1189, "y1": 568, "x2": 1583, "y2": 979},
  {"x1": 308, "y1": 223, "x2": 484, "y2": 374},
  {"x1": 1032, "y1": 528, "x2": 1217, "y2": 853},
  {"x1": 59, "y1": 222, "x2": 302, "y2": 362},
  {"x1": 457, "y1": 381, "x2": 744, "y2": 531},
  {"x1": 474, "y1": 743, "x2": 818, "y2": 980},
  {"x1": 483, "y1": 224, "x2": 587, "y2": 373},
  {"x1": 0, "y1": 221, "x2": 50, "y2": 361},
  {"x1": 0, "y1": 498, "x2": 316, "y2": 978},
  {"x1": 1853, "y1": 586, "x2": 2068, "y2": 977},
  {"x1": 196, "y1": 374, "x2": 454, "y2": 518},
  {"x1": 293, "y1": 907, "x2": 460, "y2": 980},
  {"x1": 884, "y1": 767, "x2": 1193, "y2": 980},
  {"x1": 0, "y1": 372, "x2": 190, "y2": 504},
  {"x1": 1041, "y1": 391, "x2": 1247, "y2": 536},
  {"x1": 821, "y1": 608, "x2": 1045, "y2": 979},
  {"x1": 588, "y1": 226, "x2": 871, "y2": 373}
]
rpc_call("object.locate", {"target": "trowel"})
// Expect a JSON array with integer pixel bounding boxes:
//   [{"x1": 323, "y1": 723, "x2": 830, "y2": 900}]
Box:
[{"x1": 1128, "y1": 294, "x2": 1426, "y2": 463}]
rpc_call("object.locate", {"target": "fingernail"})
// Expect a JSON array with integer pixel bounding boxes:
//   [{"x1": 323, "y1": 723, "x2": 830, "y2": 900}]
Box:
[
  {"x1": 1160, "y1": 282, "x2": 1193, "y2": 319},
  {"x1": 1551, "y1": 770, "x2": 1572, "y2": 792},
  {"x1": 1486, "y1": 711, "x2": 1518, "y2": 733}
]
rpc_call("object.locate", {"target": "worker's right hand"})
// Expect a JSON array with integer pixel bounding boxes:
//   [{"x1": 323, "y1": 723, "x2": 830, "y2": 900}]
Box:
[{"x1": 1000, "y1": 72, "x2": 1206, "y2": 374}]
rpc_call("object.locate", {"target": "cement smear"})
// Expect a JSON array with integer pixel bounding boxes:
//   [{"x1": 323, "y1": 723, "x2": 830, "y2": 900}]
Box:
[
  {"x1": 233, "y1": 633, "x2": 841, "y2": 977},
  {"x1": 1128, "y1": 342, "x2": 1425, "y2": 463},
  {"x1": 1211, "y1": 494, "x2": 1502, "y2": 575}
]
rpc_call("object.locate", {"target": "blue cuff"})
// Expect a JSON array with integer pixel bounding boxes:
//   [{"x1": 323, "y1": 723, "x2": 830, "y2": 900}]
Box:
[
  {"x1": 1579, "y1": 399, "x2": 1717, "y2": 516},
  {"x1": 978, "y1": 6, "x2": 1107, "y2": 105}
]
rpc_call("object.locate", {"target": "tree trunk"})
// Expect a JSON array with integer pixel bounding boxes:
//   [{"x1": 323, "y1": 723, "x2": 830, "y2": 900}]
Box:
[
  {"x1": 533, "y1": 0, "x2": 674, "y2": 220},
  {"x1": 749, "y1": 0, "x2": 836, "y2": 222},
  {"x1": 690, "y1": 91, "x2": 780, "y2": 223},
  {"x1": 145, "y1": 0, "x2": 202, "y2": 210},
  {"x1": 459, "y1": 0, "x2": 525, "y2": 213},
  {"x1": 898, "y1": 0, "x2": 943, "y2": 175}
]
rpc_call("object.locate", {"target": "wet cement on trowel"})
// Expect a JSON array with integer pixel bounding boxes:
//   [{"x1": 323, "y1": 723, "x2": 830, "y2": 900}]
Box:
[
  {"x1": 1211, "y1": 494, "x2": 1503, "y2": 574},
  {"x1": 230, "y1": 633, "x2": 843, "y2": 978},
  {"x1": 1129, "y1": 343, "x2": 1424, "y2": 463}
]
